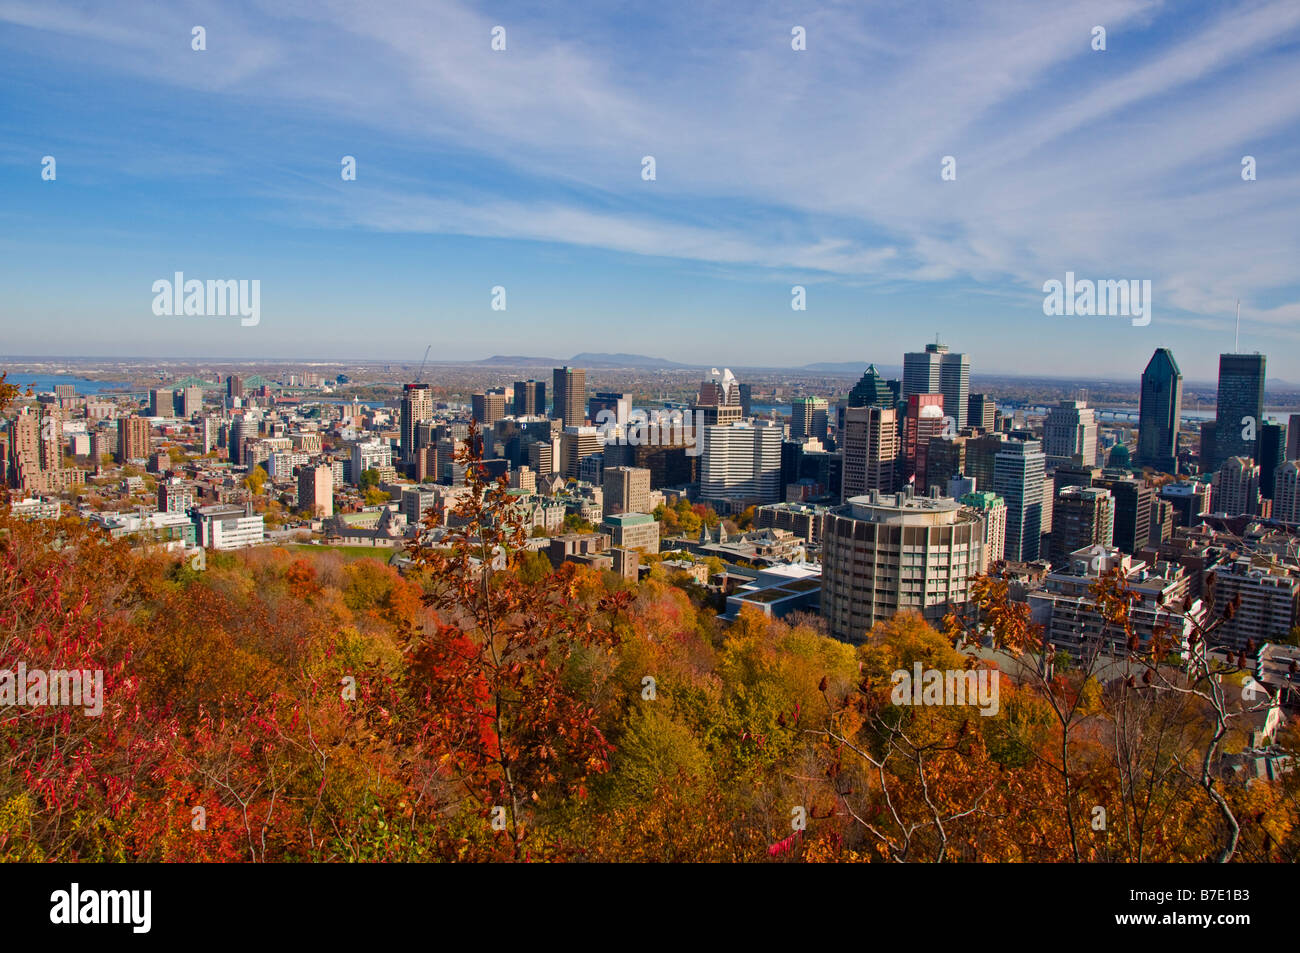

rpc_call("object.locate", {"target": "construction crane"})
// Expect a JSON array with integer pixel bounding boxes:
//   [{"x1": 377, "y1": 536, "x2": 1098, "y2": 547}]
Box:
[{"x1": 416, "y1": 344, "x2": 432, "y2": 383}]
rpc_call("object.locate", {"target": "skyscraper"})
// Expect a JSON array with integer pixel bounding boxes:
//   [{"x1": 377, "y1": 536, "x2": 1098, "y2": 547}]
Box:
[
  {"x1": 1094, "y1": 475, "x2": 1154, "y2": 554},
  {"x1": 400, "y1": 383, "x2": 433, "y2": 464},
  {"x1": 790, "y1": 397, "x2": 829, "y2": 442},
  {"x1": 903, "y1": 341, "x2": 969, "y2": 429},
  {"x1": 1273, "y1": 461, "x2": 1300, "y2": 523},
  {"x1": 901, "y1": 394, "x2": 945, "y2": 489},
  {"x1": 298, "y1": 464, "x2": 334, "y2": 519},
  {"x1": 149, "y1": 389, "x2": 171, "y2": 418},
  {"x1": 924, "y1": 435, "x2": 966, "y2": 494},
  {"x1": 589, "y1": 392, "x2": 632, "y2": 428},
  {"x1": 513, "y1": 380, "x2": 546, "y2": 417},
  {"x1": 117, "y1": 415, "x2": 151, "y2": 464},
  {"x1": 1215, "y1": 456, "x2": 1261, "y2": 517},
  {"x1": 967, "y1": 394, "x2": 997, "y2": 431},
  {"x1": 847, "y1": 365, "x2": 895, "y2": 409},
  {"x1": 1211, "y1": 353, "x2": 1266, "y2": 471},
  {"x1": 700, "y1": 421, "x2": 783, "y2": 506},
  {"x1": 552, "y1": 366, "x2": 587, "y2": 428},
  {"x1": 1043, "y1": 400, "x2": 1098, "y2": 465},
  {"x1": 841, "y1": 405, "x2": 898, "y2": 500},
  {"x1": 603, "y1": 466, "x2": 652, "y2": 517},
  {"x1": 1051, "y1": 485, "x2": 1115, "y2": 566},
  {"x1": 964, "y1": 432, "x2": 1003, "y2": 495},
  {"x1": 693, "y1": 369, "x2": 743, "y2": 427},
  {"x1": 1136, "y1": 348, "x2": 1182, "y2": 474},
  {"x1": 820, "y1": 489, "x2": 983, "y2": 643},
  {"x1": 471, "y1": 389, "x2": 507, "y2": 428},
  {"x1": 1259, "y1": 421, "x2": 1286, "y2": 500},
  {"x1": 993, "y1": 437, "x2": 1046, "y2": 562}
]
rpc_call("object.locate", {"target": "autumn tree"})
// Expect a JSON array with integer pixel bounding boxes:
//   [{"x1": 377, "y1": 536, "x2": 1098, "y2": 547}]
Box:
[{"x1": 398, "y1": 420, "x2": 630, "y2": 859}]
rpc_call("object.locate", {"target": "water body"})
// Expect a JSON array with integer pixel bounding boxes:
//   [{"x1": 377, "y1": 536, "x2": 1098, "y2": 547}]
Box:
[{"x1": 1, "y1": 374, "x2": 133, "y2": 395}]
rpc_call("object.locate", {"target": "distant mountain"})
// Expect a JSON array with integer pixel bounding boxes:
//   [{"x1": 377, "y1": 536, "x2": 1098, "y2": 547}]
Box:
[{"x1": 568, "y1": 352, "x2": 693, "y2": 369}]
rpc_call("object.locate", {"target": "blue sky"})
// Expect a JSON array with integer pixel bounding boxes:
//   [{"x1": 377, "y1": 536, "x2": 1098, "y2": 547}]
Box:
[{"x1": 1, "y1": 0, "x2": 1298, "y2": 383}]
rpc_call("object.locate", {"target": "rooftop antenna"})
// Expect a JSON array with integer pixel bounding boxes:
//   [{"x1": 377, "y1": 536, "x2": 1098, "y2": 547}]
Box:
[{"x1": 1234, "y1": 300, "x2": 1240, "y2": 353}]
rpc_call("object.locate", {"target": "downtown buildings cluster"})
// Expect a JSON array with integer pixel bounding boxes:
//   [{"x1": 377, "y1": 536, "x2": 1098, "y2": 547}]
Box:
[{"x1": 3, "y1": 342, "x2": 1299, "y2": 706}]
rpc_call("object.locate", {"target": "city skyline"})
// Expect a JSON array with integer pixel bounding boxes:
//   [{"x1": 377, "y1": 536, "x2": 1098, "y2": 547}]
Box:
[{"x1": 2, "y1": 0, "x2": 1299, "y2": 380}]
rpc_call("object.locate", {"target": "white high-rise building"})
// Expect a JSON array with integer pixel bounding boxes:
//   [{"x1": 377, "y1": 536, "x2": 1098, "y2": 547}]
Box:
[
  {"x1": 994, "y1": 438, "x2": 1047, "y2": 562},
  {"x1": 821, "y1": 488, "x2": 984, "y2": 642},
  {"x1": 700, "y1": 421, "x2": 783, "y2": 506},
  {"x1": 1273, "y1": 461, "x2": 1300, "y2": 524},
  {"x1": 1043, "y1": 400, "x2": 1098, "y2": 465},
  {"x1": 350, "y1": 439, "x2": 393, "y2": 482},
  {"x1": 1215, "y1": 456, "x2": 1260, "y2": 517}
]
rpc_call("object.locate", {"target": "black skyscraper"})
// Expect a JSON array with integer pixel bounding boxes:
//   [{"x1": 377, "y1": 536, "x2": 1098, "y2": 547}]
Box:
[
  {"x1": 1260, "y1": 421, "x2": 1287, "y2": 500},
  {"x1": 1136, "y1": 348, "x2": 1182, "y2": 474},
  {"x1": 1211, "y1": 353, "x2": 1266, "y2": 471}
]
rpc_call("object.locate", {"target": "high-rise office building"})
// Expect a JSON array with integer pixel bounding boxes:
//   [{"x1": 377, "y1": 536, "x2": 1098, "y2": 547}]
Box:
[
  {"x1": 847, "y1": 365, "x2": 895, "y2": 409},
  {"x1": 1211, "y1": 353, "x2": 1266, "y2": 471},
  {"x1": 993, "y1": 437, "x2": 1046, "y2": 562},
  {"x1": 1273, "y1": 461, "x2": 1300, "y2": 523},
  {"x1": 148, "y1": 389, "x2": 171, "y2": 418},
  {"x1": 1158, "y1": 480, "x2": 1213, "y2": 527},
  {"x1": 1136, "y1": 348, "x2": 1182, "y2": 474},
  {"x1": 471, "y1": 389, "x2": 508, "y2": 428},
  {"x1": 226, "y1": 375, "x2": 244, "y2": 400},
  {"x1": 1199, "y1": 421, "x2": 1217, "y2": 473},
  {"x1": 560, "y1": 426, "x2": 603, "y2": 480},
  {"x1": 967, "y1": 394, "x2": 997, "y2": 432},
  {"x1": 117, "y1": 416, "x2": 151, "y2": 464},
  {"x1": 298, "y1": 464, "x2": 334, "y2": 518},
  {"x1": 1259, "y1": 421, "x2": 1286, "y2": 500},
  {"x1": 964, "y1": 433, "x2": 1003, "y2": 499},
  {"x1": 1093, "y1": 475, "x2": 1153, "y2": 555},
  {"x1": 552, "y1": 367, "x2": 588, "y2": 429},
  {"x1": 177, "y1": 386, "x2": 203, "y2": 419},
  {"x1": 513, "y1": 380, "x2": 546, "y2": 417},
  {"x1": 1051, "y1": 485, "x2": 1115, "y2": 566},
  {"x1": 1043, "y1": 400, "x2": 1098, "y2": 465},
  {"x1": 400, "y1": 383, "x2": 434, "y2": 464},
  {"x1": 821, "y1": 489, "x2": 983, "y2": 642},
  {"x1": 790, "y1": 397, "x2": 830, "y2": 442},
  {"x1": 903, "y1": 341, "x2": 969, "y2": 429},
  {"x1": 841, "y1": 405, "x2": 898, "y2": 501},
  {"x1": 901, "y1": 394, "x2": 945, "y2": 489},
  {"x1": 925, "y1": 435, "x2": 966, "y2": 495},
  {"x1": 1215, "y1": 456, "x2": 1260, "y2": 517},
  {"x1": 693, "y1": 370, "x2": 743, "y2": 427},
  {"x1": 1288, "y1": 414, "x2": 1300, "y2": 462},
  {"x1": 700, "y1": 422, "x2": 783, "y2": 506},
  {"x1": 603, "y1": 466, "x2": 652, "y2": 517},
  {"x1": 589, "y1": 392, "x2": 632, "y2": 429}
]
